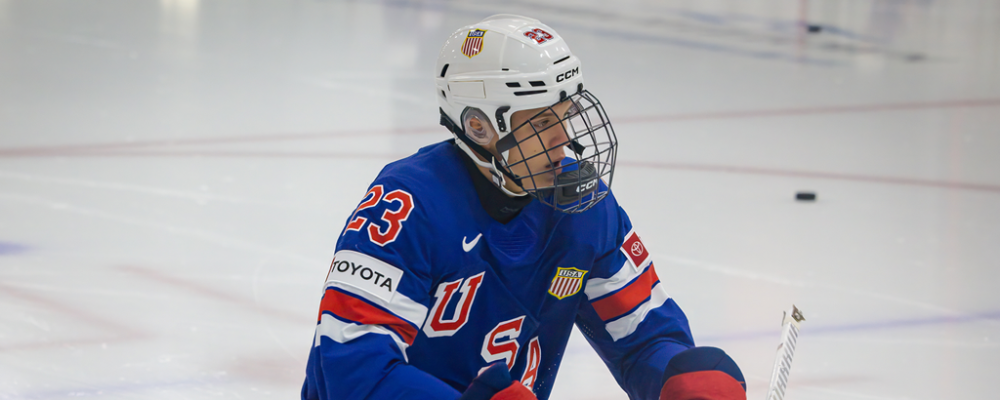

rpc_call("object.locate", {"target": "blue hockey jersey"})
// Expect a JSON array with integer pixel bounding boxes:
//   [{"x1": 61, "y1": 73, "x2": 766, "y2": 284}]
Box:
[{"x1": 302, "y1": 141, "x2": 694, "y2": 400}]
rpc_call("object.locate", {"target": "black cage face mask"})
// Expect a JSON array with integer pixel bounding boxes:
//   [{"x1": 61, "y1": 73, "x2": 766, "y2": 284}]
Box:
[{"x1": 495, "y1": 90, "x2": 618, "y2": 214}]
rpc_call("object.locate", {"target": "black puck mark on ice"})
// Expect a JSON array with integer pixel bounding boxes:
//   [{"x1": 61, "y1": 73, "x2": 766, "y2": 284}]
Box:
[{"x1": 795, "y1": 192, "x2": 817, "y2": 201}]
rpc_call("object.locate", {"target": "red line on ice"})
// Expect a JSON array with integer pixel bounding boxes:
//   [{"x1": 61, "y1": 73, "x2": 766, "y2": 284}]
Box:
[
  {"x1": 1, "y1": 98, "x2": 996, "y2": 156},
  {"x1": 0, "y1": 99, "x2": 997, "y2": 193},
  {"x1": 0, "y1": 283, "x2": 150, "y2": 351},
  {"x1": 0, "y1": 126, "x2": 442, "y2": 156},
  {"x1": 615, "y1": 98, "x2": 1000, "y2": 124},
  {"x1": 117, "y1": 265, "x2": 311, "y2": 325}
]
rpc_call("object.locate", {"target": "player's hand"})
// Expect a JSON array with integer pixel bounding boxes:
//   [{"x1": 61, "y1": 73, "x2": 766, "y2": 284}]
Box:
[
  {"x1": 659, "y1": 347, "x2": 746, "y2": 400},
  {"x1": 459, "y1": 362, "x2": 537, "y2": 400}
]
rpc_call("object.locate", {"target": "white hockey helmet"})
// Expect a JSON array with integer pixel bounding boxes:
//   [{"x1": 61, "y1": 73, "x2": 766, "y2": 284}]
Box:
[{"x1": 436, "y1": 14, "x2": 617, "y2": 213}]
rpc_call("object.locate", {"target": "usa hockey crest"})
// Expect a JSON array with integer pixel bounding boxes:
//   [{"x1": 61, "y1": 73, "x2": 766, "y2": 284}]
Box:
[
  {"x1": 461, "y1": 29, "x2": 487, "y2": 58},
  {"x1": 548, "y1": 267, "x2": 587, "y2": 299}
]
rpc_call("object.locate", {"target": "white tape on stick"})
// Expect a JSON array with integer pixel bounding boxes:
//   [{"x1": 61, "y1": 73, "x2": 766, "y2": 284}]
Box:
[{"x1": 765, "y1": 305, "x2": 805, "y2": 400}]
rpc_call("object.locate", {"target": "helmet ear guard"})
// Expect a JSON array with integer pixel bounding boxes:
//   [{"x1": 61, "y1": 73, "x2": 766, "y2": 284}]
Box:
[
  {"x1": 441, "y1": 108, "x2": 528, "y2": 198},
  {"x1": 461, "y1": 108, "x2": 495, "y2": 146}
]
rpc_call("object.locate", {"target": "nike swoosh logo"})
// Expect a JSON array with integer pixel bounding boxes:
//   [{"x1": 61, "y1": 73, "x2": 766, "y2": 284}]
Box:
[{"x1": 462, "y1": 233, "x2": 482, "y2": 253}]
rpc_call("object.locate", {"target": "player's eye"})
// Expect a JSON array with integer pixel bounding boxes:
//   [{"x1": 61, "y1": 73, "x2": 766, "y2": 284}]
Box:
[
  {"x1": 532, "y1": 119, "x2": 551, "y2": 129},
  {"x1": 564, "y1": 104, "x2": 579, "y2": 118}
]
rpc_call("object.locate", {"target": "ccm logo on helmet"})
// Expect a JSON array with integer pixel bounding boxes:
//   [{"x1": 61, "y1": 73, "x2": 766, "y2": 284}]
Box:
[{"x1": 556, "y1": 67, "x2": 579, "y2": 83}]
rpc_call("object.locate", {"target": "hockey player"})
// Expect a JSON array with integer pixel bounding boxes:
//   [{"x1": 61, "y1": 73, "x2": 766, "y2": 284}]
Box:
[{"x1": 302, "y1": 15, "x2": 746, "y2": 400}]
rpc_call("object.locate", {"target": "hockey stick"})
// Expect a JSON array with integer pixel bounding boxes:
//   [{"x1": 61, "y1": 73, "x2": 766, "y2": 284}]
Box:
[{"x1": 764, "y1": 305, "x2": 805, "y2": 400}]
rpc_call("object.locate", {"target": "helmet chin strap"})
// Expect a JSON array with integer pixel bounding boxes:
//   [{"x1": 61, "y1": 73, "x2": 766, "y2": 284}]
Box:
[
  {"x1": 453, "y1": 140, "x2": 528, "y2": 198},
  {"x1": 441, "y1": 108, "x2": 529, "y2": 198}
]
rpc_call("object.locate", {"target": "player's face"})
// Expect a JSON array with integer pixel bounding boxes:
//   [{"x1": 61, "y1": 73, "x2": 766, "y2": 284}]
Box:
[{"x1": 504, "y1": 100, "x2": 577, "y2": 190}]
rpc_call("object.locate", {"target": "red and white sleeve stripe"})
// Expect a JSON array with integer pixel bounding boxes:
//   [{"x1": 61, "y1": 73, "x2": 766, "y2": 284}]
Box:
[
  {"x1": 584, "y1": 230, "x2": 671, "y2": 341},
  {"x1": 315, "y1": 250, "x2": 429, "y2": 357}
]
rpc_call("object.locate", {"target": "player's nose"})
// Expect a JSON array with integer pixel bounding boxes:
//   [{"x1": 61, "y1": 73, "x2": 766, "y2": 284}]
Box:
[{"x1": 545, "y1": 121, "x2": 571, "y2": 150}]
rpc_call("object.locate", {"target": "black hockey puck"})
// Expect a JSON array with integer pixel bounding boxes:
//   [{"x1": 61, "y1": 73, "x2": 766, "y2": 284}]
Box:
[
  {"x1": 807, "y1": 24, "x2": 822, "y2": 33},
  {"x1": 795, "y1": 191, "x2": 817, "y2": 201}
]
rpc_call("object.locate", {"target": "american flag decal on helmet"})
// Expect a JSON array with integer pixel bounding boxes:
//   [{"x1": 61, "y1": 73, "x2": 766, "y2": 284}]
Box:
[
  {"x1": 461, "y1": 29, "x2": 487, "y2": 58},
  {"x1": 548, "y1": 267, "x2": 587, "y2": 300}
]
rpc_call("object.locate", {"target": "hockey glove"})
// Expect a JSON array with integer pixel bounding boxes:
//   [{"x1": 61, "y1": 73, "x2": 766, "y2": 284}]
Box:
[
  {"x1": 659, "y1": 346, "x2": 746, "y2": 400},
  {"x1": 459, "y1": 362, "x2": 537, "y2": 400}
]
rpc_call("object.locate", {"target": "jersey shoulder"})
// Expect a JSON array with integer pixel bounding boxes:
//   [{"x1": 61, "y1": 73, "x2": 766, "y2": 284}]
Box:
[
  {"x1": 334, "y1": 140, "x2": 478, "y2": 271},
  {"x1": 373, "y1": 140, "x2": 477, "y2": 217},
  {"x1": 325, "y1": 142, "x2": 478, "y2": 322},
  {"x1": 552, "y1": 181, "x2": 629, "y2": 252},
  {"x1": 575, "y1": 187, "x2": 648, "y2": 278}
]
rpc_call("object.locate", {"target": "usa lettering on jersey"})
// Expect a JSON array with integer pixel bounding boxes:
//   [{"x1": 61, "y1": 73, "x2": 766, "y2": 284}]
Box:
[
  {"x1": 520, "y1": 337, "x2": 542, "y2": 392},
  {"x1": 423, "y1": 272, "x2": 485, "y2": 337},
  {"x1": 481, "y1": 316, "x2": 525, "y2": 369}
]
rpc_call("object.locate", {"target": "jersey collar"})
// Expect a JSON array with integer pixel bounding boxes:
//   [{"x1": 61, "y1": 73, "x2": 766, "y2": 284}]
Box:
[{"x1": 454, "y1": 142, "x2": 533, "y2": 224}]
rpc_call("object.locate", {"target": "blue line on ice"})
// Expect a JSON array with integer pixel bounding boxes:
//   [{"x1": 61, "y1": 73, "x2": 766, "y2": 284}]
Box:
[
  {"x1": 0, "y1": 242, "x2": 28, "y2": 255},
  {"x1": 700, "y1": 309, "x2": 1000, "y2": 343}
]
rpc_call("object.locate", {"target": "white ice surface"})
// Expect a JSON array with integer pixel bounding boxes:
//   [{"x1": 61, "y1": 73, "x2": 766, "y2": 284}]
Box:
[{"x1": 1, "y1": 0, "x2": 998, "y2": 399}]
